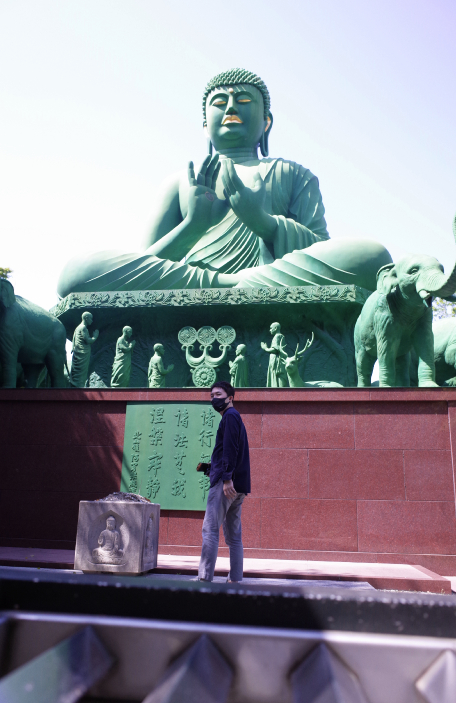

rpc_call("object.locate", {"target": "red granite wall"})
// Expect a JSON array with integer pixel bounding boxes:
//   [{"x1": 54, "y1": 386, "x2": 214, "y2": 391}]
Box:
[{"x1": 1, "y1": 388, "x2": 456, "y2": 572}]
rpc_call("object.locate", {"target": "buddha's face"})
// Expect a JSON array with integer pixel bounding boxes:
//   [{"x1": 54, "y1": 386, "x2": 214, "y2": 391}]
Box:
[
  {"x1": 83, "y1": 313, "x2": 93, "y2": 326},
  {"x1": 206, "y1": 84, "x2": 271, "y2": 151},
  {"x1": 107, "y1": 517, "x2": 115, "y2": 531},
  {"x1": 270, "y1": 323, "x2": 280, "y2": 335}
]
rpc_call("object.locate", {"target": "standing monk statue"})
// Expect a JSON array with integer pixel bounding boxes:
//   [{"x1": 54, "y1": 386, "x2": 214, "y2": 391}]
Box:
[
  {"x1": 111, "y1": 326, "x2": 136, "y2": 388},
  {"x1": 70, "y1": 312, "x2": 99, "y2": 387},
  {"x1": 261, "y1": 322, "x2": 287, "y2": 388},
  {"x1": 148, "y1": 343, "x2": 174, "y2": 388},
  {"x1": 57, "y1": 68, "x2": 392, "y2": 298}
]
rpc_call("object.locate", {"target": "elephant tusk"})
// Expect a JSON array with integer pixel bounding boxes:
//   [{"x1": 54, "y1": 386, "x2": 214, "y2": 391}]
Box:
[{"x1": 419, "y1": 289, "x2": 430, "y2": 299}]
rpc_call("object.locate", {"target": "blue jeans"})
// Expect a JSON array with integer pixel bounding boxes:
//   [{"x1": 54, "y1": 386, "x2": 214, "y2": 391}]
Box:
[{"x1": 198, "y1": 479, "x2": 246, "y2": 582}]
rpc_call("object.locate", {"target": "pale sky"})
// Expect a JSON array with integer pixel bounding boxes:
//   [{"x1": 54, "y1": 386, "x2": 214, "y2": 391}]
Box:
[{"x1": 1, "y1": 0, "x2": 455, "y2": 310}]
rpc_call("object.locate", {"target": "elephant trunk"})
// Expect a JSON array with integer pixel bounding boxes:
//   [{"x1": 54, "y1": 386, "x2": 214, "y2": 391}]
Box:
[{"x1": 420, "y1": 213, "x2": 456, "y2": 299}]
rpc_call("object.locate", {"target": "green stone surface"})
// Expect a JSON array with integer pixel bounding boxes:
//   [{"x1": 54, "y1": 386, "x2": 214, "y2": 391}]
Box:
[
  {"x1": 54, "y1": 284, "x2": 369, "y2": 387},
  {"x1": 56, "y1": 68, "x2": 393, "y2": 299},
  {"x1": 120, "y1": 402, "x2": 221, "y2": 510}
]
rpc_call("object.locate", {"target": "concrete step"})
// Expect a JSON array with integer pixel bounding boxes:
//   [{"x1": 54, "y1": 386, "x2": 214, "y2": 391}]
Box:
[{"x1": 0, "y1": 547, "x2": 451, "y2": 593}]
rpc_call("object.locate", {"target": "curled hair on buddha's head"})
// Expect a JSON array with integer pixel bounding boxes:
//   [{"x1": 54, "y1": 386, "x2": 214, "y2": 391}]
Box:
[
  {"x1": 202, "y1": 68, "x2": 271, "y2": 126},
  {"x1": 210, "y1": 380, "x2": 235, "y2": 398}
]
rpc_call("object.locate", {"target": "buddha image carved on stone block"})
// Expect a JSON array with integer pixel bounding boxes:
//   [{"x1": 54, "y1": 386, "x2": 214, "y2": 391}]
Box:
[{"x1": 91, "y1": 515, "x2": 125, "y2": 565}]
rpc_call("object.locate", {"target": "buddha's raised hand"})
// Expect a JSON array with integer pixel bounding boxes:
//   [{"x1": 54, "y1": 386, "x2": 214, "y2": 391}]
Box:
[
  {"x1": 186, "y1": 155, "x2": 229, "y2": 234},
  {"x1": 221, "y1": 160, "x2": 277, "y2": 243}
]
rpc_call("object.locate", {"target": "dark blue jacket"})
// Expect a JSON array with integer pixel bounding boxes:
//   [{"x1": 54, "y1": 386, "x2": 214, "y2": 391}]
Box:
[{"x1": 209, "y1": 407, "x2": 251, "y2": 494}]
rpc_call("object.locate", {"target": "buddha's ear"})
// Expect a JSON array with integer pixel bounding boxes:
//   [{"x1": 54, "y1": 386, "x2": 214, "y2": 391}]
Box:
[
  {"x1": 203, "y1": 124, "x2": 213, "y2": 156},
  {"x1": 0, "y1": 279, "x2": 15, "y2": 307},
  {"x1": 260, "y1": 113, "x2": 273, "y2": 157}
]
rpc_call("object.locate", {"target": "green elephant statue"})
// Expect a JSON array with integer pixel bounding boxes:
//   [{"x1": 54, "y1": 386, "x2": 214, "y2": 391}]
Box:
[
  {"x1": 432, "y1": 317, "x2": 456, "y2": 386},
  {"x1": 354, "y1": 220, "x2": 456, "y2": 387},
  {"x1": 0, "y1": 279, "x2": 67, "y2": 388}
]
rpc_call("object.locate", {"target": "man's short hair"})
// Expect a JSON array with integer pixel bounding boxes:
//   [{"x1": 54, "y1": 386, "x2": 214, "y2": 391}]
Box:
[{"x1": 211, "y1": 380, "x2": 235, "y2": 398}]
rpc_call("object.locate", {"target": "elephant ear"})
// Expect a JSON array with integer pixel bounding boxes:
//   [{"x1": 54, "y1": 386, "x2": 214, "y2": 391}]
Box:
[
  {"x1": 0, "y1": 279, "x2": 16, "y2": 307},
  {"x1": 376, "y1": 263, "x2": 397, "y2": 295}
]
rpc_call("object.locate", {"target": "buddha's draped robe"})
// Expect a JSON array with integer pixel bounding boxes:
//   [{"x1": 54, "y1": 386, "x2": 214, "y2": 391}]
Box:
[
  {"x1": 184, "y1": 158, "x2": 329, "y2": 272},
  {"x1": 58, "y1": 158, "x2": 393, "y2": 296},
  {"x1": 58, "y1": 159, "x2": 357, "y2": 295}
]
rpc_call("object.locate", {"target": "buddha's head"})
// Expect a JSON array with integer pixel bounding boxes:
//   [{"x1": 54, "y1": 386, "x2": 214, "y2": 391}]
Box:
[
  {"x1": 123, "y1": 326, "x2": 133, "y2": 339},
  {"x1": 82, "y1": 311, "x2": 93, "y2": 326},
  {"x1": 203, "y1": 68, "x2": 272, "y2": 157},
  {"x1": 270, "y1": 322, "x2": 281, "y2": 335},
  {"x1": 154, "y1": 343, "x2": 164, "y2": 357},
  {"x1": 236, "y1": 344, "x2": 246, "y2": 356},
  {"x1": 106, "y1": 516, "x2": 116, "y2": 531}
]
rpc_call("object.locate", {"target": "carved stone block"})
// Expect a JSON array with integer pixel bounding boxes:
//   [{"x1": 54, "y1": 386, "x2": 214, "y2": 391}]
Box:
[{"x1": 74, "y1": 499, "x2": 160, "y2": 575}]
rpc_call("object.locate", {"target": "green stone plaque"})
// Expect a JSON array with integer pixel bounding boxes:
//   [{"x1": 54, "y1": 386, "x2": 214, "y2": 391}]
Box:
[{"x1": 120, "y1": 402, "x2": 221, "y2": 510}]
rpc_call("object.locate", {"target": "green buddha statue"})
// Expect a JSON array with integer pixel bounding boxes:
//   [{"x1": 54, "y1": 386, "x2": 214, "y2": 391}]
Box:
[{"x1": 57, "y1": 68, "x2": 392, "y2": 298}]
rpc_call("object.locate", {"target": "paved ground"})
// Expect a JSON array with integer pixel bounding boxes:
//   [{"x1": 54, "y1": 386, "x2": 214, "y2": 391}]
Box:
[
  {"x1": 0, "y1": 565, "x2": 375, "y2": 590},
  {"x1": 0, "y1": 547, "x2": 452, "y2": 593}
]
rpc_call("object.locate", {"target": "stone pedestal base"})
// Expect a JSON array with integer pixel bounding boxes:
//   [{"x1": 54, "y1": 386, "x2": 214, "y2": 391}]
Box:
[
  {"x1": 74, "y1": 499, "x2": 160, "y2": 575},
  {"x1": 3, "y1": 387, "x2": 456, "y2": 574},
  {"x1": 52, "y1": 285, "x2": 370, "y2": 388}
]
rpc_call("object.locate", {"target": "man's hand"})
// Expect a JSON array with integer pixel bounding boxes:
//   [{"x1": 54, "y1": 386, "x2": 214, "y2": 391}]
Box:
[
  {"x1": 221, "y1": 160, "x2": 277, "y2": 242},
  {"x1": 186, "y1": 155, "x2": 229, "y2": 234},
  {"x1": 196, "y1": 462, "x2": 210, "y2": 473},
  {"x1": 223, "y1": 479, "x2": 237, "y2": 500}
]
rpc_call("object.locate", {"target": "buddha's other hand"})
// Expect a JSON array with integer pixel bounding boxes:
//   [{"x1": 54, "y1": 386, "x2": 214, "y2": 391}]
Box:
[
  {"x1": 222, "y1": 160, "x2": 277, "y2": 243},
  {"x1": 186, "y1": 154, "x2": 229, "y2": 235}
]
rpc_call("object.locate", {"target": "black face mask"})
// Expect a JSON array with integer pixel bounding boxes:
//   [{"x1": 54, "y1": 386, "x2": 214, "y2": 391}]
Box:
[{"x1": 211, "y1": 396, "x2": 229, "y2": 412}]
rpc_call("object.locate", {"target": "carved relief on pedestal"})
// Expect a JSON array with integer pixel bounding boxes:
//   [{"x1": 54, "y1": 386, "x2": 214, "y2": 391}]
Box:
[
  {"x1": 90, "y1": 513, "x2": 127, "y2": 565},
  {"x1": 178, "y1": 325, "x2": 236, "y2": 387}
]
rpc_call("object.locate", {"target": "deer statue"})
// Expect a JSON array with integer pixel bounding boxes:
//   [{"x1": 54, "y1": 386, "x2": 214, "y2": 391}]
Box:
[
  {"x1": 282, "y1": 334, "x2": 314, "y2": 387},
  {"x1": 282, "y1": 333, "x2": 344, "y2": 388}
]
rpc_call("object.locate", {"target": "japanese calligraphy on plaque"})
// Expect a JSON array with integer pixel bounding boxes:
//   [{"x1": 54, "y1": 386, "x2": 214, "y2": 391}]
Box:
[{"x1": 120, "y1": 402, "x2": 221, "y2": 510}]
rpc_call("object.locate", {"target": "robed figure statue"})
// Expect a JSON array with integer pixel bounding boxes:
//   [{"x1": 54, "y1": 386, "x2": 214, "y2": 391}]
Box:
[{"x1": 58, "y1": 68, "x2": 391, "y2": 298}]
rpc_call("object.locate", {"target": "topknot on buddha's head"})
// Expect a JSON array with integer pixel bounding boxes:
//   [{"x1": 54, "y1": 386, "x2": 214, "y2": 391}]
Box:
[{"x1": 202, "y1": 68, "x2": 271, "y2": 125}]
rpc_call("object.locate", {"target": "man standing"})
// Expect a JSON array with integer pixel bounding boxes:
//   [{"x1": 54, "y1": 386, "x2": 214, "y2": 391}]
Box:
[{"x1": 197, "y1": 381, "x2": 250, "y2": 583}]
